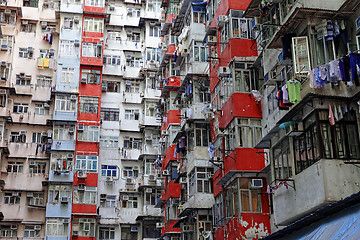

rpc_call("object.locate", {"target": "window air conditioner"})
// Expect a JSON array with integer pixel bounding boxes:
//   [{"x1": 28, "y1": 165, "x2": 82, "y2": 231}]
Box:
[
  {"x1": 217, "y1": 15, "x2": 228, "y2": 27},
  {"x1": 67, "y1": 154, "x2": 74, "y2": 159},
  {"x1": 34, "y1": 225, "x2": 41, "y2": 230},
  {"x1": 122, "y1": 195, "x2": 129, "y2": 201},
  {"x1": 145, "y1": 188, "x2": 152, "y2": 193},
  {"x1": 73, "y1": 16, "x2": 79, "y2": 24},
  {"x1": 250, "y1": 179, "x2": 263, "y2": 189},
  {"x1": 61, "y1": 196, "x2": 69, "y2": 203},
  {"x1": 77, "y1": 171, "x2": 87, "y2": 179},
  {"x1": 207, "y1": 36, "x2": 217, "y2": 46},
  {"x1": 78, "y1": 125, "x2": 84, "y2": 131},
  {"x1": 78, "y1": 183, "x2": 85, "y2": 190},
  {"x1": 218, "y1": 67, "x2": 231, "y2": 77},
  {"x1": 162, "y1": 170, "x2": 169, "y2": 176}
]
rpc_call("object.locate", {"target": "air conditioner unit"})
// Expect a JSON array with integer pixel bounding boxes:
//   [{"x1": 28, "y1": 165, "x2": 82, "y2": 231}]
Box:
[
  {"x1": 78, "y1": 183, "x2": 85, "y2": 190},
  {"x1": 78, "y1": 125, "x2": 84, "y2": 131},
  {"x1": 161, "y1": 130, "x2": 168, "y2": 136},
  {"x1": 122, "y1": 195, "x2": 129, "y2": 201},
  {"x1": 126, "y1": 177, "x2": 134, "y2": 184},
  {"x1": 1, "y1": 61, "x2": 6, "y2": 67},
  {"x1": 77, "y1": 171, "x2": 87, "y2": 179},
  {"x1": 149, "y1": 174, "x2": 155, "y2": 181},
  {"x1": 109, "y1": 4, "x2": 115, "y2": 10},
  {"x1": 286, "y1": 122, "x2": 304, "y2": 137},
  {"x1": 27, "y1": 192, "x2": 34, "y2": 197},
  {"x1": 74, "y1": 16, "x2": 79, "y2": 24},
  {"x1": 1, "y1": 45, "x2": 8, "y2": 51},
  {"x1": 34, "y1": 225, "x2": 41, "y2": 230},
  {"x1": 20, "y1": 131, "x2": 26, "y2": 135},
  {"x1": 156, "y1": 222, "x2": 163, "y2": 228},
  {"x1": 29, "y1": 161, "x2": 36, "y2": 166},
  {"x1": 0, "y1": 90, "x2": 6, "y2": 95},
  {"x1": 67, "y1": 153, "x2": 74, "y2": 159},
  {"x1": 145, "y1": 188, "x2": 152, "y2": 193},
  {"x1": 218, "y1": 67, "x2": 231, "y2": 77},
  {"x1": 171, "y1": 198, "x2": 180, "y2": 205},
  {"x1": 183, "y1": 225, "x2": 194, "y2": 232},
  {"x1": 4, "y1": 9, "x2": 11, "y2": 15},
  {"x1": 250, "y1": 179, "x2": 263, "y2": 189},
  {"x1": 11, "y1": 225, "x2": 17, "y2": 230},
  {"x1": 81, "y1": 77, "x2": 87, "y2": 84},
  {"x1": 70, "y1": 95, "x2": 77, "y2": 101},
  {"x1": 63, "y1": 219, "x2": 70, "y2": 223},
  {"x1": 207, "y1": 172, "x2": 213, "y2": 179},
  {"x1": 41, "y1": 21, "x2": 47, "y2": 28},
  {"x1": 126, "y1": 54, "x2": 132, "y2": 60},
  {"x1": 127, "y1": 8, "x2": 133, "y2": 14},
  {"x1": 72, "y1": 231, "x2": 79, "y2": 237},
  {"x1": 145, "y1": 135, "x2": 152, "y2": 141},
  {"x1": 100, "y1": 194, "x2": 106, "y2": 199},
  {"x1": 27, "y1": 47, "x2": 34, "y2": 52},
  {"x1": 68, "y1": 127, "x2": 74, "y2": 134},
  {"x1": 106, "y1": 176, "x2": 114, "y2": 182},
  {"x1": 217, "y1": 15, "x2": 228, "y2": 27},
  {"x1": 61, "y1": 196, "x2": 69, "y2": 203},
  {"x1": 207, "y1": 35, "x2": 217, "y2": 46},
  {"x1": 149, "y1": 21, "x2": 156, "y2": 27},
  {"x1": 162, "y1": 170, "x2": 169, "y2": 176},
  {"x1": 22, "y1": 20, "x2": 28, "y2": 25},
  {"x1": 44, "y1": 103, "x2": 50, "y2": 108},
  {"x1": 149, "y1": 72, "x2": 155, "y2": 78},
  {"x1": 74, "y1": 40, "x2": 80, "y2": 47},
  {"x1": 131, "y1": 227, "x2": 138, "y2": 232}
]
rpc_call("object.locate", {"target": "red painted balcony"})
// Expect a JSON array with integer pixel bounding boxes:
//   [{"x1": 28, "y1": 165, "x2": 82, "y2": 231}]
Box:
[
  {"x1": 73, "y1": 172, "x2": 98, "y2": 186},
  {"x1": 80, "y1": 56, "x2": 103, "y2": 66},
  {"x1": 72, "y1": 204, "x2": 97, "y2": 215},
  {"x1": 161, "y1": 145, "x2": 176, "y2": 171},
  {"x1": 225, "y1": 213, "x2": 271, "y2": 240},
  {"x1": 161, "y1": 219, "x2": 181, "y2": 236},
  {"x1": 213, "y1": 168, "x2": 223, "y2": 198},
  {"x1": 161, "y1": 109, "x2": 181, "y2": 132},
  {"x1": 215, "y1": 226, "x2": 225, "y2": 240},
  {"x1": 161, "y1": 77, "x2": 181, "y2": 98},
  {"x1": 224, "y1": 148, "x2": 265, "y2": 175},
  {"x1": 83, "y1": 1, "x2": 105, "y2": 14},
  {"x1": 219, "y1": 93, "x2": 262, "y2": 128},
  {"x1": 76, "y1": 141, "x2": 100, "y2": 153},
  {"x1": 165, "y1": 44, "x2": 176, "y2": 55},
  {"x1": 161, "y1": 181, "x2": 181, "y2": 203},
  {"x1": 81, "y1": 40, "x2": 103, "y2": 66}
]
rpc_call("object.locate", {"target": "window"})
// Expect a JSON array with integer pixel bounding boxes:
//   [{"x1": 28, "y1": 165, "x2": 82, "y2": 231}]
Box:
[
  {"x1": 220, "y1": 21, "x2": 230, "y2": 52},
  {"x1": 127, "y1": 8, "x2": 140, "y2": 18},
  {"x1": 124, "y1": 82, "x2": 140, "y2": 93},
  {"x1": 225, "y1": 178, "x2": 261, "y2": 218},
  {"x1": 292, "y1": 36, "x2": 311, "y2": 73},
  {"x1": 55, "y1": 95, "x2": 76, "y2": 112},
  {"x1": 27, "y1": 193, "x2": 44, "y2": 207},
  {"x1": 35, "y1": 104, "x2": 50, "y2": 115},
  {"x1": 122, "y1": 166, "x2": 139, "y2": 178},
  {"x1": 128, "y1": 57, "x2": 143, "y2": 67},
  {"x1": 233, "y1": 63, "x2": 258, "y2": 92},
  {"x1": 0, "y1": 62, "x2": 11, "y2": 81},
  {"x1": 75, "y1": 155, "x2": 98, "y2": 172},
  {"x1": 53, "y1": 125, "x2": 75, "y2": 141},
  {"x1": 19, "y1": 47, "x2": 33, "y2": 58},
  {"x1": 23, "y1": 0, "x2": 38, "y2": 7},
  {"x1": 46, "y1": 218, "x2": 69, "y2": 236},
  {"x1": 145, "y1": 102, "x2": 156, "y2": 116},
  {"x1": 82, "y1": 42, "x2": 102, "y2": 58},
  {"x1": 16, "y1": 74, "x2": 31, "y2": 85},
  {"x1": 36, "y1": 76, "x2": 52, "y2": 87},
  {"x1": 106, "y1": 81, "x2": 120, "y2": 92},
  {"x1": 213, "y1": 194, "x2": 224, "y2": 227},
  {"x1": 79, "y1": 96, "x2": 99, "y2": 113},
  {"x1": 189, "y1": 167, "x2": 213, "y2": 196},
  {"x1": 59, "y1": 40, "x2": 75, "y2": 56},
  {"x1": 61, "y1": 68, "x2": 74, "y2": 83},
  {"x1": 10, "y1": 131, "x2": 26, "y2": 143},
  {"x1": 32, "y1": 132, "x2": 47, "y2": 143},
  {"x1": 103, "y1": 55, "x2": 121, "y2": 65},
  {"x1": 7, "y1": 161, "x2": 23, "y2": 173},
  {"x1": 77, "y1": 125, "x2": 99, "y2": 142},
  {"x1": 29, "y1": 161, "x2": 46, "y2": 174},
  {"x1": 124, "y1": 109, "x2": 139, "y2": 120},
  {"x1": 48, "y1": 185, "x2": 71, "y2": 204},
  {"x1": 145, "y1": 160, "x2": 156, "y2": 175},
  {"x1": 72, "y1": 218, "x2": 96, "y2": 237},
  {"x1": 149, "y1": 26, "x2": 160, "y2": 37},
  {"x1": 101, "y1": 165, "x2": 117, "y2": 177},
  {"x1": 231, "y1": 18, "x2": 251, "y2": 39},
  {"x1": 73, "y1": 186, "x2": 97, "y2": 204},
  {"x1": 100, "y1": 195, "x2": 116, "y2": 208},
  {"x1": 193, "y1": 10, "x2": 206, "y2": 24},
  {"x1": 0, "y1": 9, "x2": 16, "y2": 24},
  {"x1": 121, "y1": 226, "x2": 137, "y2": 240},
  {"x1": 237, "y1": 118, "x2": 262, "y2": 148},
  {"x1": 145, "y1": 189, "x2": 161, "y2": 205},
  {"x1": 101, "y1": 108, "x2": 119, "y2": 121},
  {"x1": 81, "y1": 69, "x2": 101, "y2": 84},
  {"x1": 100, "y1": 136, "x2": 119, "y2": 148},
  {"x1": 274, "y1": 139, "x2": 292, "y2": 180},
  {"x1": 84, "y1": 17, "x2": 104, "y2": 32},
  {"x1": 121, "y1": 196, "x2": 138, "y2": 208},
  {"x1": 20, "y1": 22, "x2": 36, "y2": 32},
  {"x1": 51, "y1": 153, "x2": 73, "y2": 172},
  {"x1": 146, "y1": 48, "x2": 161, "y2": 61},
  {"x1": 147, "y1": 0, "x2": 161, "y2": 13},
  {"x1": 85, "y1": 0, "x2": 104, "y2": 7},
  {"x1": 39, "y1": 49, "x2": 55, "y2": 59},
  {"x1": 0, "y1": 225, "x2": 17, "y2": 237},
  {"x1": 63, "y1": 17, "x2": 74, "y2": 29},
  {"x1": 99, "y1": 227, "x2": 115, "y2": 239},
  {"x1": 123, "y1": 137, "x2": 142, "y2": 149},
  {"x1": 187, "y1": 123, "x2": 209, "y2": 149},
  {"x1": 0, "y1": 35, "x2": 13, "y2": 50},
  {"x1": 144, "y1": 223, "x2": 161, "y2": 239},
  {"x1": 4, "y1": 192, "x2": 21, "y2": 204}
]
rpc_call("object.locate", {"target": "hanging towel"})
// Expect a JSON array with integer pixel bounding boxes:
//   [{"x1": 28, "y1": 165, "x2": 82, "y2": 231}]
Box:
[
  {"x1": 43, "y1": 58, "x2": 50, "y2": 68},
  {"x1": 37, "y1": 58, "x2": 44, "y2": 69},
  {"x1": 49, "y1": 58, "x2": 54, "y2": 69}
]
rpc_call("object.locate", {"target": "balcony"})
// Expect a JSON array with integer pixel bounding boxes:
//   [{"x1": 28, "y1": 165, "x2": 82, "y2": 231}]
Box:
[
  {"x1": 51, "y1": 140, "x2": 76, "y2": 152},
  {"x1": 273, "y1": 159, "x2": 360, "y2": 225},
  {"x1": 83, "y1": 2, "x2": 105, "y2": 14},
  {"x1": 161, "y1": 181, "x2": 181, "y2": 202},
  {"x1": 161, "y1": 109, "x2": 181, "y2": 132},
  {"x1": 161, "y1": 145, "x2": 176, "y2": 171},
  {"x1": 160, "y1": 77, "x2": 181, "y2": 98},
  {"x1": 161, "y1": 219, "x2": 181, "y2": 236},
  {"x1": 178, "y1": 193, "x2": 214, "y2": 217}
]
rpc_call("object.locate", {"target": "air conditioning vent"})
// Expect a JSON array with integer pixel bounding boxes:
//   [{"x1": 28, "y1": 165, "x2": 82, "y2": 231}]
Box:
[
  {"x1": 70, "y1": 95, "x2": 77, "y2": 101},
  {"x1": 122, "y1": 195, "x2": 129, "y2": 201},
  {"x1": 218, "y1": 67, "x2": 231, "y2": 77},
  {"x1": 67, "y1": 154, "x2": 74, "y2": 159},
  {"x1": 77, "y1": 171, "x2": 87, "y2": 179},
  {"x1": 145, "y1": 188, "x2": 152, "y2": 193},
  {"x1": 78, "y1": 183, "x2": 85, "y2": 190},
  {"x1": 156, "y1": 222, "x2": 163, "y2": 228},
  {"x1": 207, "y1": 36, "x2": 217, "y2": 46},
  {"x1": 78, "y1": 125, "x2": 84, "y2": 131},
  {"x1": 131, "y1": 227, "x2": 138, "y2": 232},
  {"x1": 250, "y1": 179, "x2": 263, "y2": 189},
  {"x1": 34, "y1": 225, "x2": 41, "y2": 230},
  {"x1": 162, "y1": 170, "x2": 169, "y2": 176}
]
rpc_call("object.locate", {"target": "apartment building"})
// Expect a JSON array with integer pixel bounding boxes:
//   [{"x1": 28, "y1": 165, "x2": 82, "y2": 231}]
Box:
[{"x1": 242, "y1": 0, "x2": 360, "y2": 239}]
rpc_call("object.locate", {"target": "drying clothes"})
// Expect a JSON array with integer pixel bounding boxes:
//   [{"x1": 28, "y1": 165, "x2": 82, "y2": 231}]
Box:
[
  {"x1": 37, "y1": 58, "x2": 44, "y2": 68},
  {"x1": 276, "y1": 89, "x2": 289, "y2": 110},
  {"x1": 329, "y1": 59, "x2": 341, "y2": 82},
  {"x1": 333, "y1": 103, "x2": 339, "y2": 121},
  {"x1": 349, "y1": 53, "x2": 360, "y2": 86},
  {"x1": 286, "y1": 81, "x2": 302, "y2": 104},
  {"x1": 326, "y1": 21, "x2": 334, "y2": 41},
  {"x1": 180, "y1": 136, "x2": 186, "y2": 148},
  {"x1": 339, "y1": 56, "x2": 351, "y2": 82},
  {"x1": 329, "y1": 104, "x2": 335, "y2": 126},
  {"x1": 308, "y1": 69, "x2": 321, "y2": 88},
  {"x1": 281, "y1": 85, "x2": 289, "y2": 104},
  {"x1": 337, "y1": 104, "x2": 344, "y2": 121},
  {"x1": 43, "y1": 58, "x2": 50, "y2": 68},
  {"x1": 49, "y1": 58, "x2": 54, "y2": 69}
]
